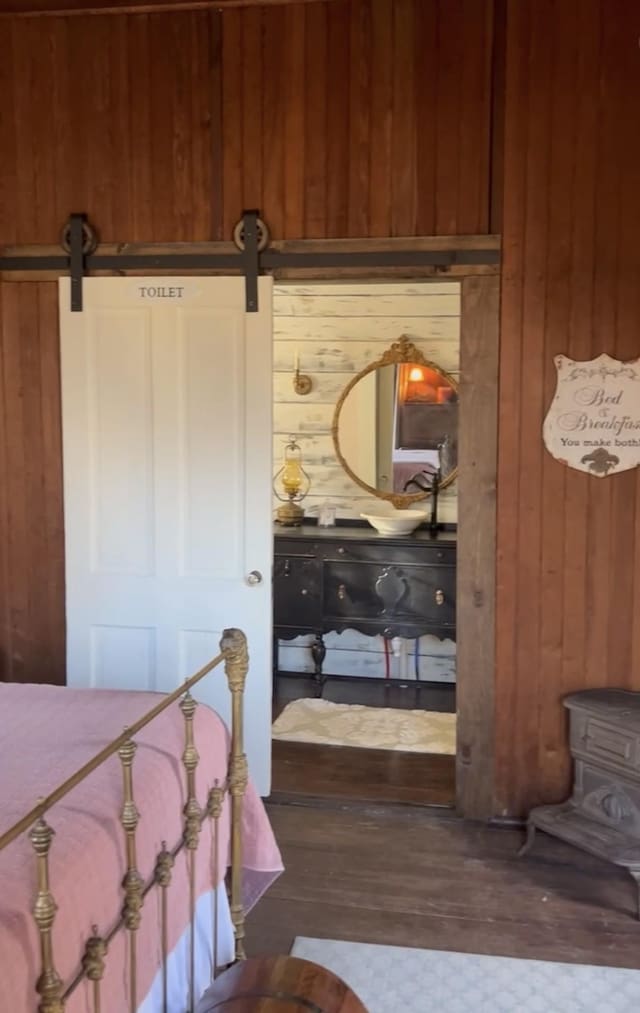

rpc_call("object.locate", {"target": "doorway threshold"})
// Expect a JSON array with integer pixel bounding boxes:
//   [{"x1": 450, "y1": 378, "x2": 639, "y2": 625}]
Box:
[{"x1": 270, "y1": 739, "x2": 455, "y2": 809}]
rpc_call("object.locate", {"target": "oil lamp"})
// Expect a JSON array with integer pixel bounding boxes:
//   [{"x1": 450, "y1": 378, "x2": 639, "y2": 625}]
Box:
[{"x1": 273, "y1": 436, "x2": 310, "y2": 526}]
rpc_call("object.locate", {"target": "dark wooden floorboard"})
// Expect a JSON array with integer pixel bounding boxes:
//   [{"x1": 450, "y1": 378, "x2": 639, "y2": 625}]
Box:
[
  {"x1": 246, "y1": 803, "x2": 640, "y2": 968},
  {"x1": 272, "y1": 675, "x2": 457, "y2": 807},
  {"x1": 271, "y1": 740, "x2": 455, "y2": 807}
]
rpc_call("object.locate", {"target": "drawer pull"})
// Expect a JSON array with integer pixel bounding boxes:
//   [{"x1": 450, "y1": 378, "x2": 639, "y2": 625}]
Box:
[
  {"x1": 337, "y1": 546, "x2": 345, "y2": 555},
  {"x1": 301, "y1": 588, "x2": 308, "y2": 596},
  {"x1": 283, "y1": 559, "x2": 290, "y2": 577},
  {"x1": 435, "y1": 589, "x2": 445, "y2": 606},
  {"x1": 338, "y1": 583, "x2": 346, "y2": 601}
]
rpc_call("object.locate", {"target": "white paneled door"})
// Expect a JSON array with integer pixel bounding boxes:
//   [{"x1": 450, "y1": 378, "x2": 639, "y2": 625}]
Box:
[{"x1": 59, "y1": 277, "x2": 273, "y2": 795}]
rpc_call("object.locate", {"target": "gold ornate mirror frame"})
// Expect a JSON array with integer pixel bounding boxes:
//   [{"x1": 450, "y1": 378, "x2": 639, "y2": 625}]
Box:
[{"x1": 331, "y1": 335, "x2": 459, "y2": 509}]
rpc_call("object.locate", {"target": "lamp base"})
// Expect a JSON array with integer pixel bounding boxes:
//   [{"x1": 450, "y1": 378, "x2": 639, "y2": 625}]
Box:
[{"x1": 275, "y1": 501, "x2": 305, "y2": 527}]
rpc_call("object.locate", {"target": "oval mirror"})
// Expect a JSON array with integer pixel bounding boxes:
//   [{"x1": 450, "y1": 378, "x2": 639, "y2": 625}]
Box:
[{"x1": 331, "y1": 336, "x2": 458, "y2": 508}]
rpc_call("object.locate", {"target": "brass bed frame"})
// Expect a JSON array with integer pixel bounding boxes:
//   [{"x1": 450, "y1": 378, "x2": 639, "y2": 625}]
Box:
[{"x1": 0, "y1": 627, "x2": 251, "y2": 1013}]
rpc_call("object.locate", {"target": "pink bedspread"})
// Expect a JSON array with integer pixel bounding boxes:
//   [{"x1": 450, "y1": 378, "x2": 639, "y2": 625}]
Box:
[{"x1": 0, "y1": 684, "x2": 282, "y2": 1013}]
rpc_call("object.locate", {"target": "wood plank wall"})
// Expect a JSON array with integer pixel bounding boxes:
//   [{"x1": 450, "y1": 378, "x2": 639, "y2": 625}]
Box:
[
  {"x1": 0, "y1": 0, "x2": 494, "y2": 246},
  {"x1": 0, "y1": 283, "x2": 65, "y2": 683},
  {"x1": 220, "y1": 0, "x2": 494, "y2": 240},
  {"x1": 0, "y1": 12, "x2": 216, "y2": 245},
  {"x1": 495, "y1": 0, "x2": 640, "y2": 817},
  {"x1": 2, "y1": 0, "x2": 639, "y2": 821}
]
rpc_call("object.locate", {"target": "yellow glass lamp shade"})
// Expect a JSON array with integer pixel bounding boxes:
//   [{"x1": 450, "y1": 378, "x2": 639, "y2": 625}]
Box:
[
  {"x1": 274, "y1": 436, "x2": 310, "y2": 526},
  {"x1": 282, "y1": 457, "x2": 303, "y2": 496}
]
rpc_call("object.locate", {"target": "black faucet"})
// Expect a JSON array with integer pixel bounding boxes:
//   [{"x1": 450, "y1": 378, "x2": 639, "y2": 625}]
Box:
[{"x1": 402, "y1": 469, "x2": 441, "y2": 534}]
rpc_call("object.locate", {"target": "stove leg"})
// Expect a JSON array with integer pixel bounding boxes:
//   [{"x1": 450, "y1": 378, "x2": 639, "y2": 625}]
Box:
[{"x1": 518, "y1": 821, "x2": 536, "y2": 857}]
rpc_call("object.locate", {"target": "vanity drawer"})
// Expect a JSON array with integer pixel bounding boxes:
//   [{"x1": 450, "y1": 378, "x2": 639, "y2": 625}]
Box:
[
  {"x1": 323, "y1": 560, "x2": 456, "y2": 627},
  {"x1": 274, "y1": 537, "x2": 318, "y2": 558},
  {"x1": 273, "y1": 556, "x2": 322, "y2": 627},
  {"x1": 322, "y1": 541, "x2": 455, "y2": 568}
]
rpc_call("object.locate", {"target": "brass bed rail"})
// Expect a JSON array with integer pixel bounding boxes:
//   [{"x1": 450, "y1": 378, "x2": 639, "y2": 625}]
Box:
[{"x1": 0, "y1": 627, "x2": 250, "y2": 1013}]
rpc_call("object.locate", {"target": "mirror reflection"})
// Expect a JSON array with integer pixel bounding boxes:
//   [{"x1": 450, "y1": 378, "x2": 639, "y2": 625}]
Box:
[{"x1": 338, "y1": 361, "x2": 458, "y2": 497}]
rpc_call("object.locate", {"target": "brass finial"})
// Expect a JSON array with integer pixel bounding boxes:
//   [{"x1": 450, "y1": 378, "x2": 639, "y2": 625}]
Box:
[
  {"x1": 220, "y1": 628, "x2": 249, "y2": 694},
  {"x1": 82, "y1": 927, "x2": 108, "y2": 981},
  {"x1": 154, "y1": 842, "x2": 174, "y2": 888}
]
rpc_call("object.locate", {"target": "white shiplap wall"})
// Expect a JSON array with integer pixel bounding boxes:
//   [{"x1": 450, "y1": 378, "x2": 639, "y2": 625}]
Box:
[{"x1": 273, "y1": 280, "x2": 459, "y2": 683}]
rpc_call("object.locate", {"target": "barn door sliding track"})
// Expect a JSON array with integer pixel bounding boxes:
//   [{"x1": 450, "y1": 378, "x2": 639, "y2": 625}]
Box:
[{"x1": 0, "y1": 211, "x2": 501, "y2": 312}]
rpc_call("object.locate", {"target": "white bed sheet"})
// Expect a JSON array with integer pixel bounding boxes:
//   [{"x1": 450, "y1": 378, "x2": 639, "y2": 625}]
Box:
[{"x1": 138, "y1": 887, "x2": 235, "y2": 1013}]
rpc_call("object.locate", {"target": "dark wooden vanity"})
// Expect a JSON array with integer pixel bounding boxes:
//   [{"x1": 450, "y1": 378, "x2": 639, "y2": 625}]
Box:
[{"x1": 273, "y1": 523, "x2": 457, "y2": 693}]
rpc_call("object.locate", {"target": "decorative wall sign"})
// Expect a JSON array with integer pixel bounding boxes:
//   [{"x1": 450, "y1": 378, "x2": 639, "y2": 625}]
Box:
[{"x1": 543, "y1": 354, "x2": 640, "y2": 476}]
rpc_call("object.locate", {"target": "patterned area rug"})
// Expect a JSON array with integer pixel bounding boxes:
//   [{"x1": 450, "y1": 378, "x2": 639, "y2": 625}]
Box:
[
  {"x1": 291, "y1": 937, "x2": 640, "y2": 1012},
  {"x1": 271, "y1": 698, "x2": 456, "y2": 753}
]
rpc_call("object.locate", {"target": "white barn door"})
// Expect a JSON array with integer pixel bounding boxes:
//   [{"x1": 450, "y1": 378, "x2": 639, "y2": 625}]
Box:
[{"x1": 59, "y1": 277, "x2": 273, "y2": 795}]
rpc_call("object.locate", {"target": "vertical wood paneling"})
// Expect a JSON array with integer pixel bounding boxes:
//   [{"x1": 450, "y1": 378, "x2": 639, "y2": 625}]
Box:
[
  {"x1": 456, "y1": 275, "x2": 499, "y2": 819},
  {"x1": 220, "y1": 0, "x2": 494, "y2": 240},
  {"x1": 0, "y1": 11, "x2": 216, "y2": 245},
  {"x1": 433, "y1": 0, "x2": 461, "y2": 235},
  {"x1": 282, "y1": 4, "x2": 306, "y2": 238},
  {"x1": 367, "y1": 0, "x2": 393, "y2": 237},
  {"x1": 262, "y1": 5, "x2": 286, "y2": 238},
  {"x1": 303, "y1": 2, "x2": 328, "y2": 238},
  {"x1": 512, "y1": 0, "x2": 551, "y2": 816},
  {"x1": 496, "y1": 0, "x2": 640, "y2": 817},
  {"x1": 347, "y1": 0, "x2": 370, "y2": 238},
  {"x1": 0, "y1": 282, "x2": 65, "y2": 685},
  {"x1": 221, "y1": 9, "x2": 244, "y2": 242},
  {"x1": 0, "y1": 2, "x2": 493, "y2": 245},
  {"x1": 241, "y1": 6, "x2": 264, "y2": 212},
  {"x1": 325, "y1": 1, "x2": 350, "y2": 237},
  {"x1": 0, "y1": 284, "x2": 10, "y2": 681},
  {"x1": 493, "y1": 0, "x2": 528, "y2": 818},
  {"x1": 413, "y1": 0, "x2": 438, "y2": 236},
  {"x1": 0, "y1": 23, "x2": 17, "y2": 246},
  {"x1": 127, "y1": 15, "x2": 153, "y2": 238},
  {"x1": 536, "y1": 0, "x2": 575, "y2": 799},
  {"x1": 390, "y1": 0, "x2": 417, "y2": 237},
  {"x1": 617, "y1": 0, "x2": 640, "y2": 696}
]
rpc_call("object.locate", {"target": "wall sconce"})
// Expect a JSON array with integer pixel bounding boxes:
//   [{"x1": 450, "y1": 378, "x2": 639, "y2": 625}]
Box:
[
  {"x1": 273, "y1": 436, "x2": 311, "y2": 526},
  {"x1": 293, "y1": 350, "x2": 312, "y2": 396}
]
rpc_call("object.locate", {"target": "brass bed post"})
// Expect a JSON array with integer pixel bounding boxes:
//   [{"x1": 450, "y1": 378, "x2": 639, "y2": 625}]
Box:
[
  {"x1": 81, "y1": 926, "x2": 107, "y2": 1013},
  {"x1": 180, "y1": 689, "x2": 202, "y2": 1012},
  {"x1": 154, "y1": 843, "x2": 174, "y2": 1013},
  {"x1": 30, "y1": 817, "x2": 65, "y2": 1013},
  {"x1": 220, "y1": 628, "x2": 249, "y2": 962},
  {"x1": 118, "y1": 738, "x2": 144, "y2": 1013},
  {"x1": 206, "y1": 780, "x2": 224, "y2": 980}
]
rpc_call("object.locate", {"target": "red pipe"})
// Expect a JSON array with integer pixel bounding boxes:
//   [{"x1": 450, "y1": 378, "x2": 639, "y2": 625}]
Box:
[{"x1": 383, "y1": 637, "x2": 390, "y2": 680}]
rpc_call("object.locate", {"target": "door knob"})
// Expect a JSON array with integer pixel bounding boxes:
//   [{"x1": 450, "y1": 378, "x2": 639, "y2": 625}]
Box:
[{"x1": 246, "y1": 570, "x2": 263, "y2": 586}]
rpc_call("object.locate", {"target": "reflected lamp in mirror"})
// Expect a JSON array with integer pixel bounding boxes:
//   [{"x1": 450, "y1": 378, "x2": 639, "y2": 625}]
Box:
[
  {"x1": 331, "y1": 335, "x2": 458, "y2": 510},
  {"x1": 273, "y1": 435, "x2": 311, "y2": 526}
]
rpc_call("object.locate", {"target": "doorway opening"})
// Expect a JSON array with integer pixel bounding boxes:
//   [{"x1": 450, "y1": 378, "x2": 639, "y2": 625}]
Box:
[{"x1": 269, "y1": 278, "x2": 459, "y2": 808}]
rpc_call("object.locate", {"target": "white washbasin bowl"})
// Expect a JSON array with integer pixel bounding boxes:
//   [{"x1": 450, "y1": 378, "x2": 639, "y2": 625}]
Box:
[{"x1": 360, "y1": 509, "x2": 428, "y2": 536}]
